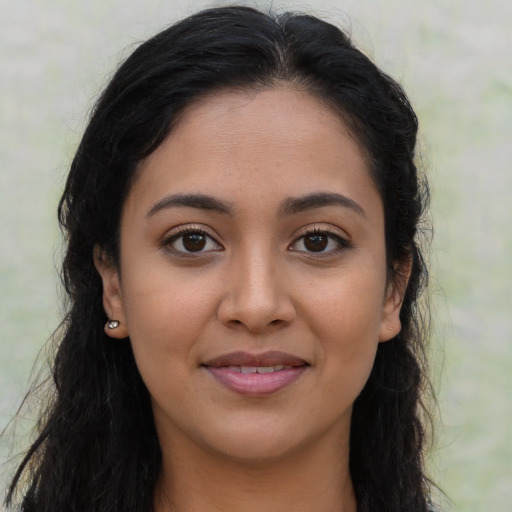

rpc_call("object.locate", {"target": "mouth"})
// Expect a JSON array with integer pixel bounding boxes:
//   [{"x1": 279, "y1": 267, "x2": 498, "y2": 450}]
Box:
[
  {"x1": 203, "y1": 350, "x2": 308, "y2": 368},
  {"x1": 221, "y1": 364, "x2": 299, "y2": 374},
  {"x1": 202, "y1": 351, "x2": 309, "y2": 396}
]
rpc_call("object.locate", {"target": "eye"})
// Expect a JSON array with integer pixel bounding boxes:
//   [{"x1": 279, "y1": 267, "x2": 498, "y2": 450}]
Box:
[
  {"x1": 290, "y1": 229, "x2": 350, "y2": 255},
  {"x1": 164, "y1": 228, "x2": 223, "y2": 254}
]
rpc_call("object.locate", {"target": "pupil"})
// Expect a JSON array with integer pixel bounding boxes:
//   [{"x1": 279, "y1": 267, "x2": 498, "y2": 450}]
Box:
[
  {"x1": 183, "y1": 233, "x2": 206, "y2": 252},
  {"x1": 304, "y1": 234, "x2": 328, "y2": 252}
]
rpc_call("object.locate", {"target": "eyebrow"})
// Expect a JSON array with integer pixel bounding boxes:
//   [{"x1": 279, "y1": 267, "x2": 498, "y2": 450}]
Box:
[
  {"x1": 146, "y1": 193, "x2": 233, "y2": 218},
  {"x1": 279, "y1": 192, "x2": 366, "y2": 218},
  {"x1": 145, "y1": 191, "x2": 365, "y2": 219}
]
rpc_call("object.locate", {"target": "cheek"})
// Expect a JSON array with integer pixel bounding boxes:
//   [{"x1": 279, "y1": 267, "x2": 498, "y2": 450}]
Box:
[
  {"x1": 315, "y1": 304, "x2": 380, "y2": 415},
  {"x1": 121, "y1": 267, "x2": 220, "y2": 370},
  {"x1": 320, "y1": 303, "x2": 380, "y2": 383},
  {"x1": 301, "y1": 266, "x2": 385, "y2": 388},
  {"x1": 305, "y1": 268, "x2": 386, "y2": 341}
]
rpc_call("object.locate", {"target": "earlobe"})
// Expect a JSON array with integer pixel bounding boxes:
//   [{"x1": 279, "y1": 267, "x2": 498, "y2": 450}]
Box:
[
  {"x1": 378, "y1": 259, "x2": 411, "y2": 343},
  {"x1": 93, "y1": 245, "x2": 129, "y2": 339}
]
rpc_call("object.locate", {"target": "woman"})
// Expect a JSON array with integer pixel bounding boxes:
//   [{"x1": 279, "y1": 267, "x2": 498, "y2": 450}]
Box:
[{"x1": 6, "y1": 6, "x2": 435, "y2": 512}]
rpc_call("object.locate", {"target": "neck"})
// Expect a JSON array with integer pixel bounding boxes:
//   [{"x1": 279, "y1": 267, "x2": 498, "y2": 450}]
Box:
[{"x1": 154, "y1": 431, "x2": 357, "y2": 512}]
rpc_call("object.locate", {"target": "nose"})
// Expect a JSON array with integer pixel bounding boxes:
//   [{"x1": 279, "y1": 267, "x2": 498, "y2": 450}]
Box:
[{"x1": 217, "y1": 248, "x2": 296, "y2": 333}]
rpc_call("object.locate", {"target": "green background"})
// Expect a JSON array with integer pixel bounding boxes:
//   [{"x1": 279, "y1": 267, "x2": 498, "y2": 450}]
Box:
[{"x1": 1, "y1": 1, "x2": 511, "y2": 510}]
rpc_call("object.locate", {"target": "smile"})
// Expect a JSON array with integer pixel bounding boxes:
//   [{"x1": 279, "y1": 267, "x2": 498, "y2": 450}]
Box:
[
  {"x1": 203, "y1": 351, "x2": 308, "y2": 396},
  {"x1": 227, "y1": 365, "x2": 295, "y2": 373}
]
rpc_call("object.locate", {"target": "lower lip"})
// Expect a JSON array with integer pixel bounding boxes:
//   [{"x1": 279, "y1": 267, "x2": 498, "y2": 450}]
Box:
[{"x1": 205, "y1": 366, "x2": 307, "y2": 396}]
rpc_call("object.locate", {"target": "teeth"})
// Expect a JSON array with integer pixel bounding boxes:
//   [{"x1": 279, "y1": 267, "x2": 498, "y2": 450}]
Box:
[
  {"x1": 256, "y1": 366, "x2": 275, "y2": 374},
  {"x1": 241, "y1": 366, "x2": 258, "y2": 374},
  {"x1": 233, "y1": 364, "x2": 290, "y2": 374}
]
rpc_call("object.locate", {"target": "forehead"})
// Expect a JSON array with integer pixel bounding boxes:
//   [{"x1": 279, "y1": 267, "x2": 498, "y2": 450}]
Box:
[
  {"x1": 171, "y1": 86, "x2": 347, "y2": 141},
  {"x1": 129, "y1": 87, "x2": 382, "y2": 221}
]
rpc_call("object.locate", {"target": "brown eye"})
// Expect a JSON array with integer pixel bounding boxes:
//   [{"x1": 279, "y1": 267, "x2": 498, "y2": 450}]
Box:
[
  {"x1": 303, "y1": 233, "x2": 328, "y2": 252},
  {"x1": 289, "y1": 229, "x2": 350, "y2": 255},
  {"x1": 167, "y1": 229, "x2": 222, "y2": 254},
  {"x1": 182, "y1": 233, "x2": 207, "y2": 252}
]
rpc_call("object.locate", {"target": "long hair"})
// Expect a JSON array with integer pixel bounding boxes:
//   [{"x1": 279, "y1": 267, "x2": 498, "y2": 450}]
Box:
[{"x1": 6, "y1": 6, "x2": 434, "y2": 511}]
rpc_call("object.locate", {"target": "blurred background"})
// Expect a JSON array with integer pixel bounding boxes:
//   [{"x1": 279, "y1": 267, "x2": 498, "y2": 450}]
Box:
[{"x1": 1, "y1": 0, "x2": 510, "y2": 510}]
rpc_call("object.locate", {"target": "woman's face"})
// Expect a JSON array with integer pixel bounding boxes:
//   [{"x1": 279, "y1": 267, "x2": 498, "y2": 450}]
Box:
[{"x1": 97, "y1": 88, "x2": 404, "y2": 463}]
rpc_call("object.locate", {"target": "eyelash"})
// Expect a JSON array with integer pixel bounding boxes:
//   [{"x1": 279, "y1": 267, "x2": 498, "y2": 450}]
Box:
[
  {"x1": 162, "y1": 225, "x2": 351, "y2": 257},
  {"x1": 162, "y1": 226, "x2": 223, "y2": 256},
  {"x1": 289, "y1": 227, "x2": 351, "y2": 256}
]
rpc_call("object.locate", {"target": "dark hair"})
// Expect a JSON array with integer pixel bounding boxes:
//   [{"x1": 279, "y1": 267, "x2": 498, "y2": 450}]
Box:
[{"x1": 7, "y1": 6, "x2": 434, "y2": 511}]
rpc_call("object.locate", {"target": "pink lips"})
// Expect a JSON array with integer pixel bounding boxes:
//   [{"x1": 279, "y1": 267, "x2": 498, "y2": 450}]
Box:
[{"x1": 203, "y1": 351, "x2": 308, "y2": 396}]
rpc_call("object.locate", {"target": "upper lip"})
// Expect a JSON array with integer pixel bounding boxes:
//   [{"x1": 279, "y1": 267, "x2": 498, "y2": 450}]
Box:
[{"x1": 203, "y1": 351, "x2": 308, "y2": 368}]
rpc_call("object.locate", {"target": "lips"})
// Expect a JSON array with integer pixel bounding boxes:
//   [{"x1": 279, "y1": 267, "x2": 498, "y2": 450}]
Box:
[
  {"x1": 203, "y1": 351, "x2": 308, "y2": 396},
  {"x1": 204, "y1": 350, "x2": 307, "y2": 368}
]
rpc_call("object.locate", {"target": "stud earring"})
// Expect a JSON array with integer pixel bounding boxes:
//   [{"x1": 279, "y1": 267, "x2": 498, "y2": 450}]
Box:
[{"x1": 107, "y1": 320, "x2": 120, "y2": 329}]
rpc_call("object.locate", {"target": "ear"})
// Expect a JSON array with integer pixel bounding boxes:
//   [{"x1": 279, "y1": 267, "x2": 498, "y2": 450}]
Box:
[
  {"x1": 93, "y1": 245, "x2": 129, "y2": 339},
  {"x1": 378, "y1": 258, "x2": 412, "y2": 343}
]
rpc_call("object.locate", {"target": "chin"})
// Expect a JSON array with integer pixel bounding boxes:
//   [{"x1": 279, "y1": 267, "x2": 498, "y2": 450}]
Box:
[{"x1": 196, "y1": 414, "x2": 331, "y2": 466}]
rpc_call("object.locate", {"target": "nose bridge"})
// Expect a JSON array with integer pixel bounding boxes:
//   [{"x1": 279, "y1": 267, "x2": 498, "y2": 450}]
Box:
[
  {"x1": 218, "y1": 240, "x2": 295, "y2": 332},
  {"x1": 240, "y1": 244, "x2": 278, "y2": 303}
]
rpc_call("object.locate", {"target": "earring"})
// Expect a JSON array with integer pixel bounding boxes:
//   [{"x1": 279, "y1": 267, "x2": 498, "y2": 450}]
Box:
[{"x1": 107, "y1": 320, "x2": 120, "y2": 329}]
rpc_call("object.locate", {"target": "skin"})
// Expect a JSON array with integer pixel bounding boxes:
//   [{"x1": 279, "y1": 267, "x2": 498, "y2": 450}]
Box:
[{"x1": 95, "y1": 87, "x2": 407, "y2": 512}]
